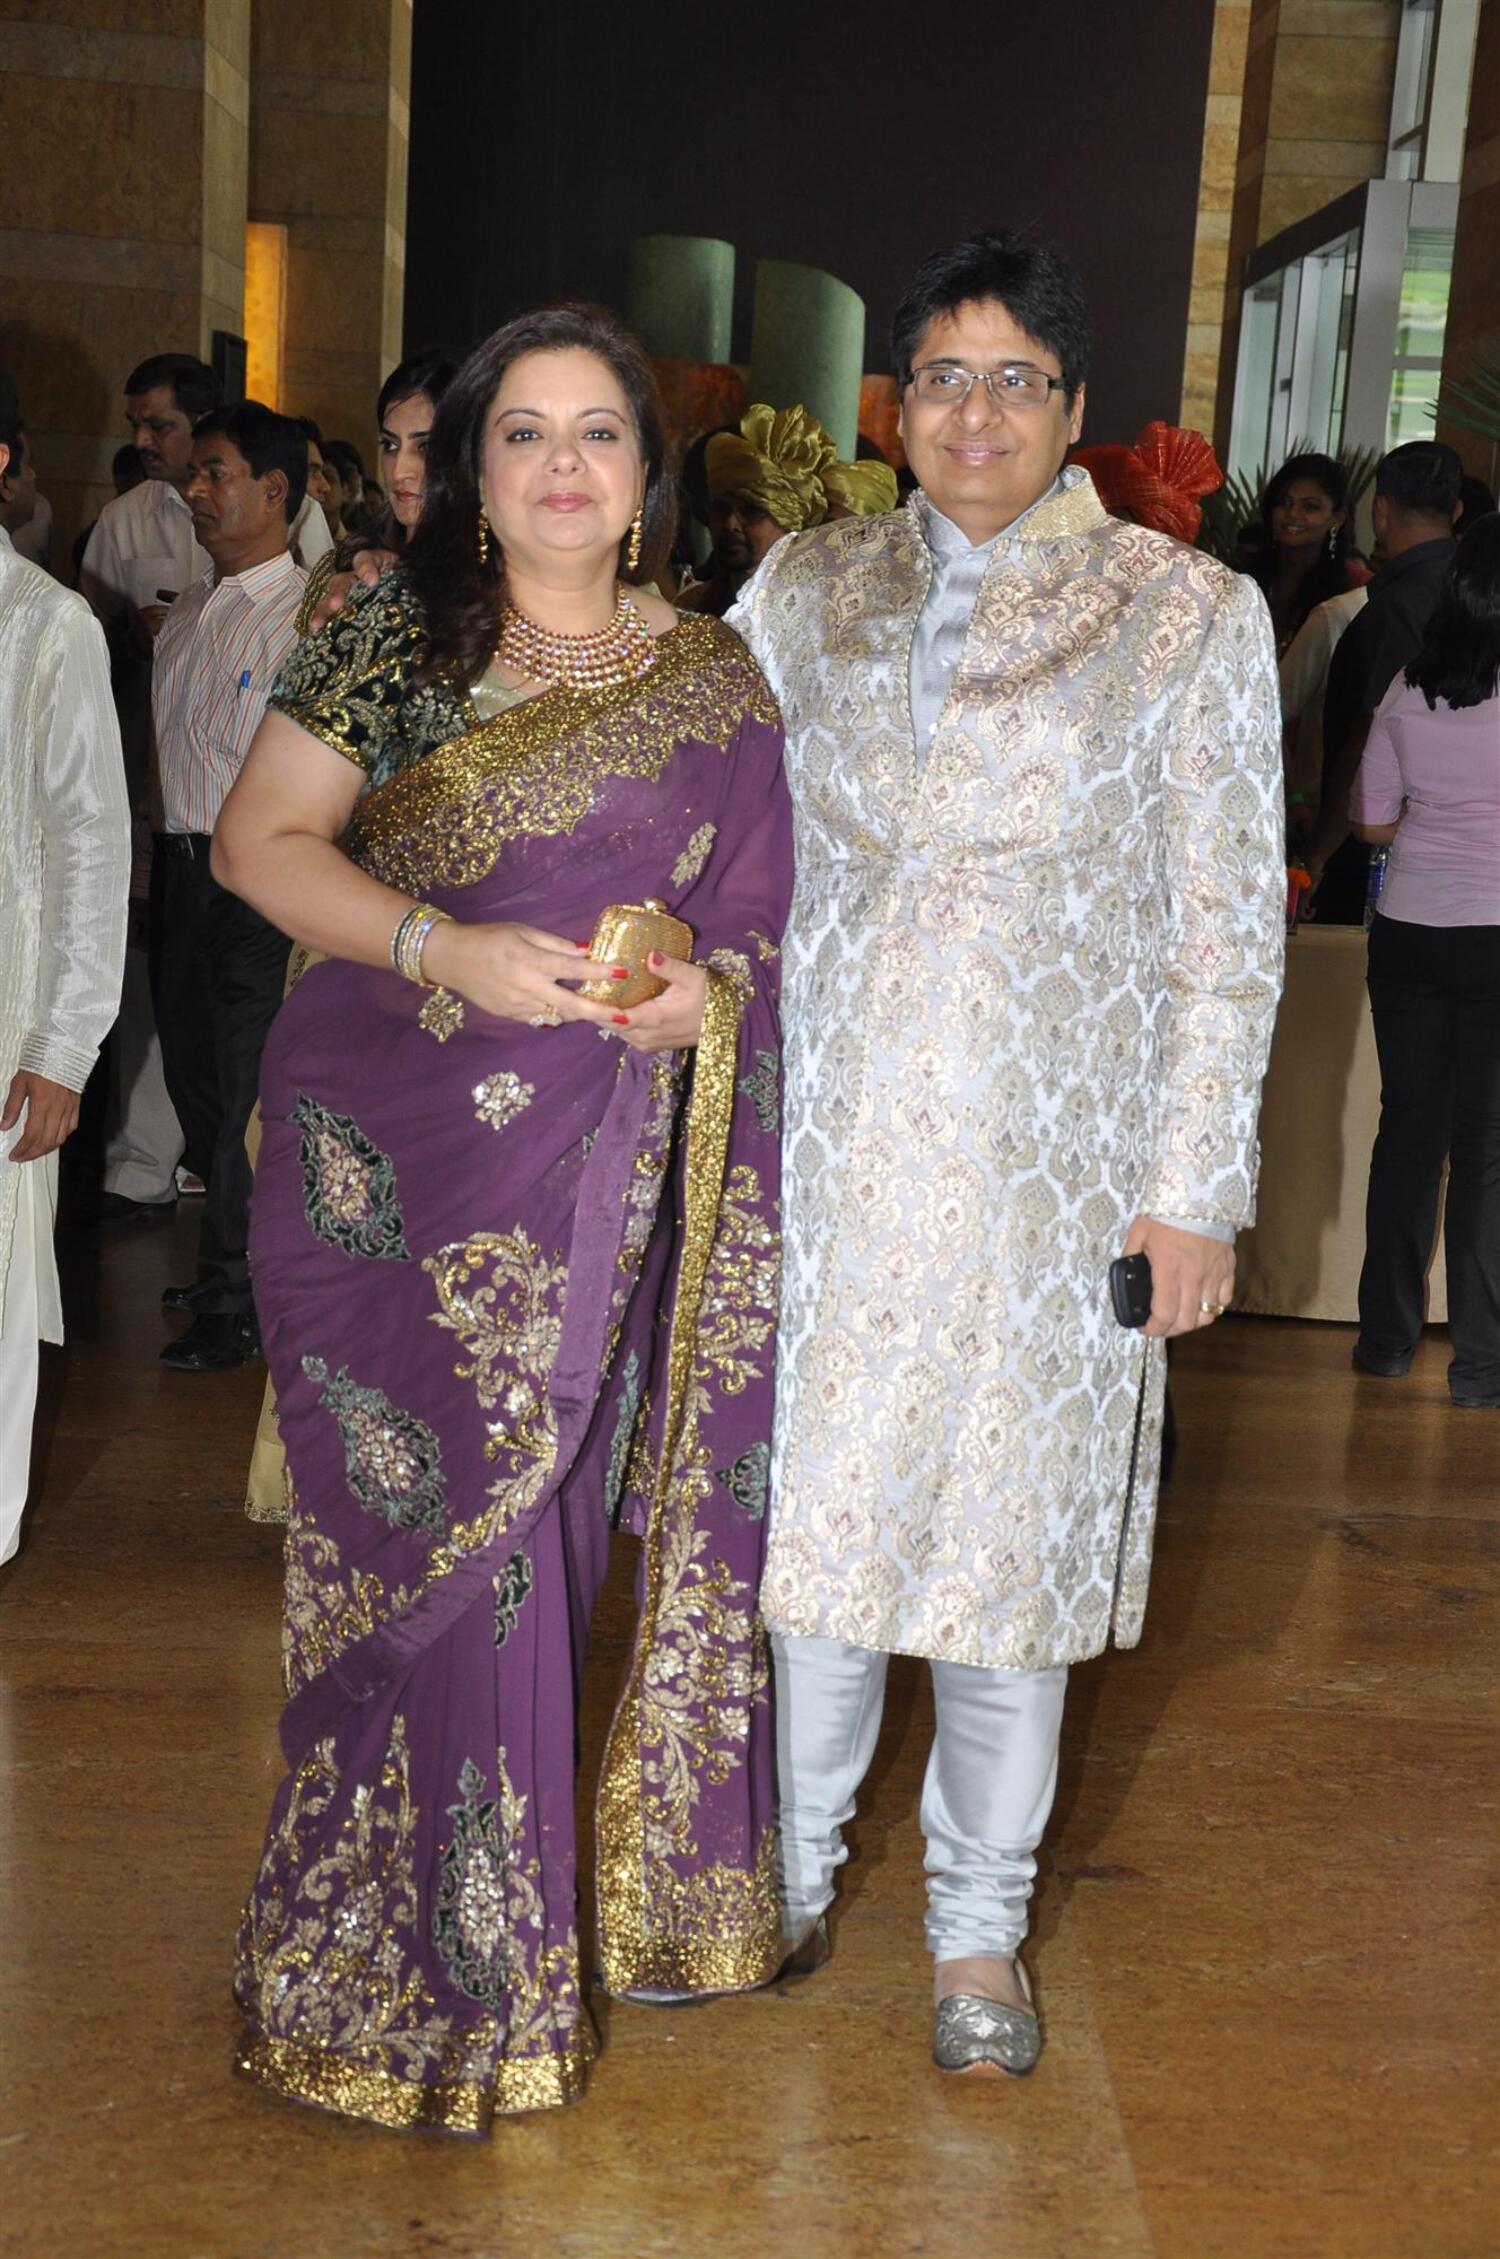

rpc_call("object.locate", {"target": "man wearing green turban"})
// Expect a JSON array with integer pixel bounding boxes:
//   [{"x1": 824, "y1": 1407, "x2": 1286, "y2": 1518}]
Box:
[{"x1": 688, "y1": 404, "x2": 897, "y2": 616}]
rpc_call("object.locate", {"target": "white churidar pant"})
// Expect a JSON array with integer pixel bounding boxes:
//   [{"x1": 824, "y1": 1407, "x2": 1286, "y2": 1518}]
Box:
[
  {"x1": 1, "y1": 1127, "x2": 61, "y2": 1564},
  {"x1": 773, "y1": 1633, "x2": 1068, "y2": 1962}
]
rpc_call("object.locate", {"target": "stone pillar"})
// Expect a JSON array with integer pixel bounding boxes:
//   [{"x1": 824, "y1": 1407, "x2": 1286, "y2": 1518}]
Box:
[
  {"x1": 0, "y1": 0, "x2": 251, "y2": 563},
  {"x1": 625, "y1": 237, "x2": 735, "y2": 366},
  {"x1": 1437, "y1": 0, "x2": 1500, "y2": 484},
  {"x1": 1214, "y1": 0, "x2": 1402, "y2": 454},
  {"x1": 1179, "y1": 0, "x2": 1254, "y2": 440},
  {"x1": 249, "y1": 0, "x2": 411, "y2": 465},
  {"x1": 748, "y1": 262, "x2": 864, "y2": 460}
]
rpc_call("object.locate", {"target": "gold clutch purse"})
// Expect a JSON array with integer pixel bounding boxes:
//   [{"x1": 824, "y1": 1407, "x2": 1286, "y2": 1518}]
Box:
[{"x1": 580, "y1": 898, "x2": 694, "y2": 1007}]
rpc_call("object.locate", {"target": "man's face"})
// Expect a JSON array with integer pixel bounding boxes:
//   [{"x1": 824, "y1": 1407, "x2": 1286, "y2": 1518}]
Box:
[
  {"x1": 898, "y1": 298, "x2": 1084, "y2": 542},
  {"x1": 126, "y1": 385, "x2": 197, "y2": 483},
  {"x1": 182, "y1": 430, "x2": 285, "y2": 566},
  {"x1": 710, "y1": 493, "x2": 786, "y2": 571},
  {"x1": 0, "y1": 431, "x2": 38, "y2": 531},
  {"x1": 304, "y1": 444, "x2": 337, "y2": 525}
]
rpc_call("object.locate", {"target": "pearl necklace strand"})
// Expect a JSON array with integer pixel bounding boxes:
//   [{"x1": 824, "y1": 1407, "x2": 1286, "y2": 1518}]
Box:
[{"x1": 495, "y1": 583, "x2": 658, "y2": 692}]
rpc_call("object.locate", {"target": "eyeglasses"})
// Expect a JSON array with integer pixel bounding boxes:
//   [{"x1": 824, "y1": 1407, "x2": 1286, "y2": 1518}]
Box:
[{"x1": 908, "y1": 363, "x2": 1065, "y2": 410}]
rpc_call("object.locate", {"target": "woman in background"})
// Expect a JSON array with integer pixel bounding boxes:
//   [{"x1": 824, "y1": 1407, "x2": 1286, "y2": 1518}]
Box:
[
  {"x1": 1351, "y1": 514, "x2": 1500, "y2": 1404},
  {"x1": 1253, "y1": 451, "x2": 1366, "y2": 656}
]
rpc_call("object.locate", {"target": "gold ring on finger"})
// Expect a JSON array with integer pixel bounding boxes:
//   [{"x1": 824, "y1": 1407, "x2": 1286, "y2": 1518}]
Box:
[{"x1": 1199, "y1": 1300, "x2": 1225, "y2": 1317}]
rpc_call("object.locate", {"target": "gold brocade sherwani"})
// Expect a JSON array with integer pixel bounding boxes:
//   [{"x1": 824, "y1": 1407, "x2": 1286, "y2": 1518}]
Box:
[{"x1": 730, "y1": 473, "x2": 1284, "y2": 1671}]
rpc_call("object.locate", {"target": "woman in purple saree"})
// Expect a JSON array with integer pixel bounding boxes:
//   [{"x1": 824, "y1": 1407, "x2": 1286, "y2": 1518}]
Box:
[{"x1": 213, "y1": 308, "x2": 791, "y2": 2133}]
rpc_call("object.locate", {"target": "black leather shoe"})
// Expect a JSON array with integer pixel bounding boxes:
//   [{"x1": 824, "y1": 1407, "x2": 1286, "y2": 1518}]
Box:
[
  {"x1": 159, "y1": 1312, "x2": 260, "y2": 1372},
  {"x1": 1351, "y1": 1340, "x2": 1413, "y2": 1378},
  {"x1": 161, "y1": 1280, "x2": 211, "y2": 1311}
]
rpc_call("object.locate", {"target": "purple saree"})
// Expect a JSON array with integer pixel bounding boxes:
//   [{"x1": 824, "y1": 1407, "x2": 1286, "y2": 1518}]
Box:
[{"x1": 232, "y1": 587, "x2": 791, "y2": 2133}]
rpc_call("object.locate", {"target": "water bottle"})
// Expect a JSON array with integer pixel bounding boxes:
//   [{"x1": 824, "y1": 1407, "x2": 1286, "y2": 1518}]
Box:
[{"x1": 1364, "y1": 845, "x2": 1389, "y2": 930}]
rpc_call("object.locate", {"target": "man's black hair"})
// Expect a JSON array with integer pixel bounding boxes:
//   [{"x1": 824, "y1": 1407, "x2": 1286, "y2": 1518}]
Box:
[
  {"x1": 293, "y1": 415, "x2": 325, "y2": 449},
  {"x1": 192, "y1": 401, "x2": 308, "y2": 524},
  {"x1": 123, "y1": 353, "x2": 221, "y2": 421},
  {"x1": 323, "y1": 437, "x2": 365, "y2": 487},
  {"x1": 891, "y1": 230, "x2": 1091, "y2": 402},
  {"x1": 1375, "y1": 439, "x2": 1463, "y2": 523}
]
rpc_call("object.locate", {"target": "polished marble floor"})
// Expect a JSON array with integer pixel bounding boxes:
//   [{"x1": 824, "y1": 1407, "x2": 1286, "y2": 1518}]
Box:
[{"x1": 1, "y1": 1210, "x2": 1494, "y2": 2259}]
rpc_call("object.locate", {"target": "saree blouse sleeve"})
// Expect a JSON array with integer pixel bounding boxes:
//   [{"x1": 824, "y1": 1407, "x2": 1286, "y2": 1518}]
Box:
[{"x1": 267, "y1": 568, "x2": 468, "y2": 787}]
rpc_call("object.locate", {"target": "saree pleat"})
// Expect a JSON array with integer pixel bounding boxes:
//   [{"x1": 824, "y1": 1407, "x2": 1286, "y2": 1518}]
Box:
[{"x1": 232, "y1": 611, "x2": 790, "y2": 2131}]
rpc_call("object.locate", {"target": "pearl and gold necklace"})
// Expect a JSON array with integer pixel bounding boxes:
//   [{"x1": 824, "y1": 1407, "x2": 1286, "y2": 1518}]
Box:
[{"x1": 495, "y1": 583, "x2": 658, "y2": 692}]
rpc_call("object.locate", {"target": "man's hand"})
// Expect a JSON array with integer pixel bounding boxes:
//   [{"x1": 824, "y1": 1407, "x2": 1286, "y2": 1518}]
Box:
[
  {"x1": 309, "y1": 548, "x2": 398, "y2": 633},
  {"x1": 128, "y1": 600, "x2": 170, "y2": 656},
  {"x1": 1, "y1": 1071, "x2": 81, "y2": 1162},
  {"x1": 1120, "y1": 1216, "x2": 1234, "y2": 1339}
]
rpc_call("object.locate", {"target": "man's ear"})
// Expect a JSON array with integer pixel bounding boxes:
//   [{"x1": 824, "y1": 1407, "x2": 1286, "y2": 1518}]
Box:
[
  {"x1": 0, "y1": 441, "x2": 11, "y2": 491},
  {"x1": 264, "y1": 465, "x2": 289, "y2": 519}
]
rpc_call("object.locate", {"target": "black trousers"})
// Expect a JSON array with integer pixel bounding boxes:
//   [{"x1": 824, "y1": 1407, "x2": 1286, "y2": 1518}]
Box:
[
  {"x1": 1360, "y1": 913, "x2": 1500, "y2": 1393},
  {"x1": 152, "y1": 835, "x2": 289, "y2": 1315}
]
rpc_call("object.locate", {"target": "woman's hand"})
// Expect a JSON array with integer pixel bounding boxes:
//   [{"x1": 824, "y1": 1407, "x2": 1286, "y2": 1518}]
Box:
[
  {"x1": 1120, "y1": 1217, "x2": 1235, "y2": 1339},
  {"x1": 309, "y1": 550, "x2": 399, "y2": 632},
  {"x1": 422, "y1": 920, "x2": 626, "y2": 1029},
  {"x1": 610, "y1": 951, "x2": 709, "y2": 1054}
]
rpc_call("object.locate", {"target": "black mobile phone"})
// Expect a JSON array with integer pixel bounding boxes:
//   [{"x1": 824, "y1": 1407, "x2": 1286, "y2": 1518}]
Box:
[
  {"x1": 155, "y1": 588, "x2": 178, "y2": 603},
  {"x1": 1109, "y1": 1253, "x2": 1153, "y2": 1329}
]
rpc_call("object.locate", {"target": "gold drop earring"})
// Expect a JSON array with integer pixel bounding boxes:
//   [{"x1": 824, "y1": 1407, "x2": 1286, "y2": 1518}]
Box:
[
  {"x1": 626, "y1": 508, "x2": 643, "y2": 573},
  {"x1": 477, "y1": 510, "x2": 491, "y2": 567}
]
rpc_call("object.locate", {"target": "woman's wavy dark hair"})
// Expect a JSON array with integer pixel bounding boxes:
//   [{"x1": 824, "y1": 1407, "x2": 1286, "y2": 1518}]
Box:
[
  {"x1": 405, "y1": 304, "x2": 674, "y2": 687},
  {"x1": 1406, "y1": 512, "x2": 1500, "y2": 711},
  {"x1": 1254, "y1": 450, "x2": 1352, "y2": 631}
]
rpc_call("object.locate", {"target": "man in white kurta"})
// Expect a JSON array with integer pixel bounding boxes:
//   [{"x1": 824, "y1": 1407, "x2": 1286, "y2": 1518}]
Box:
[
  {"x1": 730, "y1": 233, "x2": 1284, "y2": 2078},
  {"x1": 1, "y1": 415, "x2": 130, "y2": 1562}
]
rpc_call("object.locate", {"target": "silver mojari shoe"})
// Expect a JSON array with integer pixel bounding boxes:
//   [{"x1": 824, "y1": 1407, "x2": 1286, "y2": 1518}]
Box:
[{"x1": 932, "y1": 1964, "x2": 1041, "y2": 2080}]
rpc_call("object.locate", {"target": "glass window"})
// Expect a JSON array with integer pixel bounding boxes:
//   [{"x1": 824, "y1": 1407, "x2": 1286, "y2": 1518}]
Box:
[{"x1": 1387, "y1": 223, "x2": 1453, "y2": 447}]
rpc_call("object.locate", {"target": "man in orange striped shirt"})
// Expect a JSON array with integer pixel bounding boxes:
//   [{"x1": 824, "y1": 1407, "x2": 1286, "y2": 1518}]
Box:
[{"x1": 152, "y1": 403, "x2": 307, "y2": 1371}]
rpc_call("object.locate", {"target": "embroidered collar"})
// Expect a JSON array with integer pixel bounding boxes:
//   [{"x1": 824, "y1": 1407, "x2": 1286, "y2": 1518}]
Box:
[{"x1": 908, "y1": 463, "x2": 1106, "y2": 554}]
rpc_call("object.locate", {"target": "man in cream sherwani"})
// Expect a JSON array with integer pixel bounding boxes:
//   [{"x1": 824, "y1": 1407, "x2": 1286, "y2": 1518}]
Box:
[
  {"x1": 730, "y1": 234, "x2": 1284, "y2": 2078},
  {"x1": 0, "y1": 380, "x2": 130, "y2": 1562}
]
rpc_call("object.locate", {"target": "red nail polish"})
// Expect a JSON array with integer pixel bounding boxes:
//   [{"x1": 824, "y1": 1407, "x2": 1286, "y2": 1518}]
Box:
[
  {"x1": 576, "y1": 940, "x2": 592, "y2": 950},
  {"x1": 648, "y1": 950, "x2": 663, "y2": 968},
  {"x1": 612, "y1": 1012, "x2": 629, "y2": 1026},
  {"x1": 612, "y1": 966, "x2": 630, "y2": 980}
]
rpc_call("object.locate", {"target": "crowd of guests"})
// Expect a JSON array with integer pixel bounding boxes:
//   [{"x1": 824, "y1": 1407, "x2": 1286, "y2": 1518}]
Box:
[{"x1": 1, "y1": 225, "x2": 1497, "y2": 2134}]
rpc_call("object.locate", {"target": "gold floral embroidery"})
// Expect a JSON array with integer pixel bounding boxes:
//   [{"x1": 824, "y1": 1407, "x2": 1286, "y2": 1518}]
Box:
[
  {"x1": 423, "y1": 1230, "x2": 566, "y2": 1550},
  {"x1": 281, "y1": 1518, "x2": 423, "y2": 1698},
  {"x1": 348, "y1": 617, "x2": 778, "y2": 893},
  {"x1": 418, "y1": 988, "x2": 465, "y2": 1042},
  {"x1": 705, "y1": 947, "x2": 754, "y2": 1005},
  {"x1": 235, "y1": 1716, "x2": 595, "y2": 2129},
  {"x1": 748, "y1": 929, "x2": 780, "y2": 963},
  {"x1": 473, "y1": 1071, "x2": 535, "y2": 1132},
  {"x1": 671, "y1": 822, "x2": 717, "y2": 888}
]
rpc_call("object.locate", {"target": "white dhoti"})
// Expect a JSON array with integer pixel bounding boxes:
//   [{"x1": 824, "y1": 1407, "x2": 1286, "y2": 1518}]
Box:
[
  {"x1": 0, "y1": 1130, "x2": 63, "y2": 1564},
  {"x1": 773, "y1": 1633, "x2": 1068, "y2": 1961}
]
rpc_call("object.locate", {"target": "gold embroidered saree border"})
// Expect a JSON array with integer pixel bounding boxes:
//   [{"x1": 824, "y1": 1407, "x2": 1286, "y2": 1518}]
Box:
[
  {"x1": 594, "y1": 971, "x2": 782, "y2": 1998},
  {"x1": 234, "y1": 2026, "x2": 594, "y2": 2132}
]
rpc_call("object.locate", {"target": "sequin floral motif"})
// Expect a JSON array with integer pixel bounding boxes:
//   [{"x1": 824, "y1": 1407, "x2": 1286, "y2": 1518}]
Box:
[
  {"x1": 418, "y1": 989, "x2": 465, "y2": 1043},
  {"x1": 423, "y1": 1231, "x2": 567, "y2": 1550},
  {"x1": 736, "y1": 1050, "x2": 779, "y2": 1136},
  {"x1": 671, "y1": 822, "x2": 716, "y2": 888},
  {"x1": 492, "y1": 1551, "x2": 534, "y2": 1648},
  {"x1": 301, "y1": 1356, "x2": 447, "y2": 1535},
  {"x1": 291, "y1": 1093, "x2": 411, "y2": 1262},
  {"x1": 431, "y1": 1749, "x2": 581, "y2": 2059},
  {"x1": 473, "y1": 1072, "x2": 535, "y2": 1132}
]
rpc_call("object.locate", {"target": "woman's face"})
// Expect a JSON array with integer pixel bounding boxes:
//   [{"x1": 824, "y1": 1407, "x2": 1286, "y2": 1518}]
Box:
[
  {"x1": 1271, "y1": 477, "x2": 1342, "y2": 557},
  {"x1": 479, "y1": 348, "x2": 643, "y2": 580},
  {"x1": 379, "y1": 391, "x2": 436, "y2": 529}
]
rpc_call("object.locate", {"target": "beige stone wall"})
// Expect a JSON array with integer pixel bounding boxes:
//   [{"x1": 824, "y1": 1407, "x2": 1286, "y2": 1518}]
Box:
[
  {"x1": 249, "y1": 0, "x2": 411, "y2": 470},
  {"x1": 1211, "y1": 0, "x2": 1402, "y2": 454},
  {"x1": 1437, "y1": 0, "x2": 1500, "y2": 484},
  {"x1": 1181, "y1": 0, "x2": 1254, "y2": 439},
  {"x1": 0, "y1": 1, "x2": 252, "y2": 562}
]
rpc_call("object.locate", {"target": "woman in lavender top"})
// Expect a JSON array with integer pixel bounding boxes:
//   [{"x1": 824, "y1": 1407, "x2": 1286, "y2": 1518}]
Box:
[
  {"x1": 211, "y1": 306, "x2": 791, "y2": 2132},
  {"x1": 1351, "y1": 512, "x2": 1500, "y2": 1403}
]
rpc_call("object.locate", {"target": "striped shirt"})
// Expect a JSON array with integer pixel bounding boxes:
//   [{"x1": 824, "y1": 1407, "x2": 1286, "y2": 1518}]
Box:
[{"x1": 153, "y1": 549, "x2": 307, "y2": 835}]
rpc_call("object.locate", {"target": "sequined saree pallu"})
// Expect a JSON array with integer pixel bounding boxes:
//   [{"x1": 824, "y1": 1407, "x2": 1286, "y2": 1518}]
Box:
[{"x1": 232, "y1": 593, "x2": 791, "y2": 2133}]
